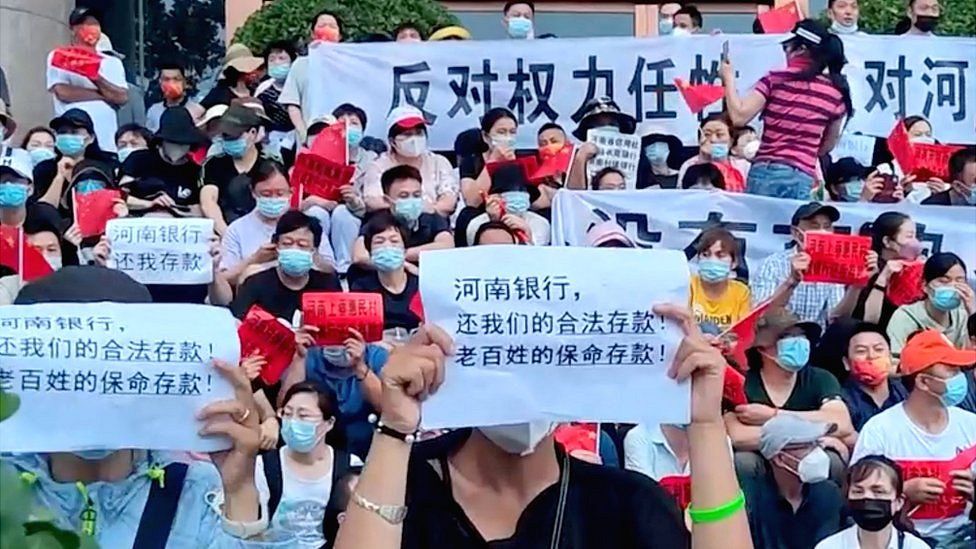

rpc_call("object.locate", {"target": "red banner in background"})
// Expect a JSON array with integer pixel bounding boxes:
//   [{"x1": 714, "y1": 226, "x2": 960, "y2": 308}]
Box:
[
  {"x1": 804, "y1": 233, "x2": 872, "y2": 286},
  {"x1": 237, "y1": 305, "x2": 297, "y2": 386},
  {"x1": 302, "y1": 292, "x2": 384, "y2": 345}
]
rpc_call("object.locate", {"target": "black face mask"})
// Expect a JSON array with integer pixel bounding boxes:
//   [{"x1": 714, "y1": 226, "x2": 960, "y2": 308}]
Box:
[
  {"x1": 914, "y1": 15, "x2": 940, "y2": 33},
  {"x1": 849, "y1": 498, "x2": 894, "y2": 532}
]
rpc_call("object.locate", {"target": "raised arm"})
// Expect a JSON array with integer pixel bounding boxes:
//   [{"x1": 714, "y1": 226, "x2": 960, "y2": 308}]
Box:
[{"x1": 720, "y1": 59, "x2": 766, "y2": 127}]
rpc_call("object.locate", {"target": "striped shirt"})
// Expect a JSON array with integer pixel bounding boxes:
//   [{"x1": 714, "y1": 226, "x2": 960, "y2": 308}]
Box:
[{"x1": 752, "y1": 68, "x2": 846, "y2": 176}]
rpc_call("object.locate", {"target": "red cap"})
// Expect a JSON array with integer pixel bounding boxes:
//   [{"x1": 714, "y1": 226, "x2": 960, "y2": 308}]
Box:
[{"x1": 899, "y1": 329, "x2": 976, "y2": 376}]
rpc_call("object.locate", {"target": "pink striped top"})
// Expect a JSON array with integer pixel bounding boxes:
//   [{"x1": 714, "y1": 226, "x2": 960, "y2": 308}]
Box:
[{"x1": 752, "y1": 68, "x2": 846, "y2": 176}]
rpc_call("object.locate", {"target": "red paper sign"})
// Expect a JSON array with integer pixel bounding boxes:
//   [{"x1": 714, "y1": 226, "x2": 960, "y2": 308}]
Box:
[
  {"x1": 758, "y1": 2, "x2": 802, "y2": 33},
  {"x1": 531, "y1": 145, "x2": 574, "y2": 184},
  {"x1": 896, "y1": 445, "x2": 976, "y2": 520},
  {"x1": 237, "y1": 306, "x2": 297, "y2": 385},
  {"x1": 309, "y1": 123, "x2": 347, "y2": 165},
  {"x1": 719, "y1": 298, "x2": 774, "y2": 369},
  {"x1": 912, "y1": 143, "x2": 964, "y2": 181},
  {"x1": 674, "y1": 78, "x2": 724, "y2": 114},
  {"x1": 554, "y1": 422, "x2": 599, "y2": 455},
  {"x1": 804, "y1": 233, "x2": 872, "y2": 286},
  {"x1": 887, "y1": 120, "x2": 916, "y2": 174},
  {"x1": 291, "y1": 152, "x2": 354, "y2": 203},
  {"x1": 886, "y1": 261, "x2": 925, "y2": 307},
  {"x1": 659, "y1": 475, "x2": 692, "y2": 510},
  {"x1": 409, "y1": 291, "x2": 425, "y2": 322},
  {"x1": 713, "y1": 161, "x2": 745, "y2": 193},
  {"x1": 0, "y1": 226, "x2": 54, "y2": 282},
  {"x1": 74, "y1": 189, "x2": 121, "y2": 238},
  {"x1": 723, "y1": 366, "x2": 748, "y2": 407},
  {"x1": 486, "y1": 156, "x2": 541, "y2": 184},
  {"x1": 302, "y1": 292, "x2": 384, "y2": 345},
  {"x1": 51, "y1": 46, "x2": 102, "y2": 80}
]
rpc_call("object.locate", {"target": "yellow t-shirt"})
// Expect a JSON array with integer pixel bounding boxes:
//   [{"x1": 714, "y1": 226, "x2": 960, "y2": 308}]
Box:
[{"x1": 689, "y1": 275, "x2": 751, "y2": 331}]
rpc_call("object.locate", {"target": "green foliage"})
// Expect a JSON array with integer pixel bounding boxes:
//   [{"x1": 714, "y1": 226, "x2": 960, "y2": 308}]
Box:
[
  {"x1": 234, "y1": 0, "x2": 459, "y2": 54},
  {"x1": 142, "y1": 0, "x2": 226, "y2": 103},
  {"x1": 853, "y1": 0, "x2": 975, "y2": 36}
]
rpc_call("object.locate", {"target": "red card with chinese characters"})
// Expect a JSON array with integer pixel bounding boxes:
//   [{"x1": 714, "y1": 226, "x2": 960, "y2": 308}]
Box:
[
  {"x1": 237, "y1": 305, "x2": 296, "y2": 386},
  {"x1": 291, "y1": 152, "x2": 354, "y2": 202},
  {"x1": 553, "y1": 422, "x2": 598, "y2": 454},
  {"x1": 723, "y1": 366, "x2": 748, "y2": 407},
  {"x1": 804, "y1": 233, "x2": 872, "y2": 286},
  {"x1": 758, "y1": 2, "x2": 802, "y2": 33},
  {"x1": 674, "y1": 79, "x2": 724, "y2": 114},
  {"x1": 486, "y1": 156, "x2": 540, "y2": 184},
  {"x1": 659, "y1": 475, "x2": 692, "y2": 510},
  {"x1": 302, "y1": 292, "x2": 384, "y2": 345},
  {"x1": 309, "y1": 122, "x2": 347, "y2": 165},
  {"x1": 531, "y1": 145, "x2": 574, "y2": 184},
  {"x1": 896, "y1": 445, "x2": 976, "y2": 520},
  {"x1": 0, "y1": 226, "x2": 54, "y2": 282},
  {"x1": 912, "y1": 143, "x2": 964, "y2": 181},
  {"x1": 74, "y1": 189, "x2": 121, "y2": 237},
  {"x1": 887, "y1": 120, "x2": 916, "y2": 174},
  {"x1": 886, "y1": 261, "x2": 925, "y2": 307},
  {"x1": 51, "y1": 46, "x2": 102, "y2": 80}
]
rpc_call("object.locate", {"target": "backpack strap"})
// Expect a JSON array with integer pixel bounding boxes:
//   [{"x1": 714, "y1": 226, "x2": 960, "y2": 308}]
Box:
[
  {"x1": 326, "y1": 449, "x2": 352, "y2": 511},
  {"x1": 133, "y1": 462, "x2": 188, "y2": 549},
  {"x1": 262, "y1": 449, "x2": 284, "y2": 519}
]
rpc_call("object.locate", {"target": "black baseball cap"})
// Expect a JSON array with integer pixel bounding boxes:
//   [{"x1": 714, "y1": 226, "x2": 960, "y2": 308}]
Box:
[
  {"x1": 69, "y1": 7, "x2": 100, "y2": 26},
  {"x1": 826, "y1": 157, "x2": 872, "y2": 187},
  {"x1": 219, "y1": 104, "x2": 263, "y2": 136},
  {"x1": 791, "y1": 202, "x2": 840, "y2": 227},
  {"x1": 50, "y1": 109, "x2": 95, "y2": 134}
]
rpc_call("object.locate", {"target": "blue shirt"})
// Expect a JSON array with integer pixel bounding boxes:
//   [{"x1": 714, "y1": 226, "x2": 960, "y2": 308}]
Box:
[
  {"x1": 305, "y1": 345, "x2": 388, "y2": 457},
  {"x1": 842, "y1": 378, "x2": 909, "y2": 432}
]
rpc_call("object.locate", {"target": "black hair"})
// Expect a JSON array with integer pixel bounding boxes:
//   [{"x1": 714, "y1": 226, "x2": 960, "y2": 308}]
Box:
[
  {"x1": 250, "y1": 158, "x2": 289, "y2": 189},
  {"x1": 900, "y1": 327, "x2": 930, "y2": 391},
  {"x1": 842, "y1": 322, "x2": 891, "y2": 356},
  {"x1": 923, "y1": 252, "x2": 966, "y2": 283},
  {"x1": 949, "y1": 147, "x2": 976, "y2": 182},
  {"x1": 783, "y1": 20, "x2": 854, "y2": 119},
  {"x1": 393, "y1": 21, "x2": 426, "y2": 40},
  {"x1": 481, "y1": 107, "x2": 518, "y2": 134},
  {"x1": 388, "y1": 123, "x2": 426, "y2": 141},
  {"x1": 847, "y1": 455, "x2": 919, "y2": 537},
  {"x1": 264, "y1": 39, "x2": 297, "y2": 61},
  {"x1": 537, "y1": 122, "x2": 565, "y2": 136},
  {"x1": 272, "y1": 210, "x2": 323, "y2": 248},
  {"x1": 332, "y1": 103, "x2": 367, "y2": 130},
  {"x1": 681, "y1": 163, "x2": 725, "y2": 190},
  {"x1": 362, "y1": 210, "x2": 407, "y2": 253},
  {"x1": 503, "y1": 1, "x2": 535, "y2": 14},
  {"x1": 156, "y1": 59, "x2": 186, "y2": 76},
  {"x1": 22, "y1": 216, "x2": 61, "y2": 237},
  {"x1": 591, "y1": 167, "x2": 625, "y2": 190},
  {"x1": 381, "y1": 164, "x2": 422, "y2": 195},
  {"x1": 734, "y1": 126, "x2": 757, "y2": 145},
  {"x1": 700, "y1": 112, "x2": 732, "y2": 130},
  {"x1": 115, "y1": 123, "x2": 153, "y2": 145},
  {"x1": 20, "y1": 126, "x2": 56, "y2": 149},
  {"x1": 474, "y1": 220, "x2": 518, "y2": 245},
  {"x1": 675, "y1": 5, "x2": 703, "y2": 28},
  {"x1": 969, "y1": 313, "x2": 976, "y2": 341},
  {"x1": 870, "y1": 211, "x2": 912, "y2": 257},
  {"x1": 310, "y1": 9, "x2": 342, "y2": 32},
  {"x1": 280, "y1": 381, "x2": 336, "y2": 420},
  {"x1": 903, "y1": 115, "x2": 930, "y2": 134}
]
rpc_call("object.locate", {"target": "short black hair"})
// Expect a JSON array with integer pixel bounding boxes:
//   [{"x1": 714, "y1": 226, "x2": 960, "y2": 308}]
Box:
[
  {"x1": 115, "y1": 123, "x2": 152, "y2": 145},
  {"x1": 682, "y1": 163, "x2": 725, "y2": 189},
  {"x1": 311, "y1": 9, "x2": 342, "y2": 32},
  {"x1": 362, "y1": 211, "x2": 407, "y2": 253},
  {"x1": 272, "y1": 210, "x2": 323, "y2": 248},
  {"x1": 250, "y1": 158, "x2": 289, "y2": 189},
  {"x1": 948, "y1": 146, "x2": 976, "y2": 182},
  {"x1": 503, "y1": 1, "x2": 535, "y2": 14},
  {"x1": 381, "y1": 164, "x2": 422, "y2": 196},
  {"x1": 280, "y1": 381, "x2": 336, "y2": 420},
  {"x1": 842, "y1": 322, "x2": 891, "y2": 356},
  {"x1": 700, "y1": 112, "x2": 731, "y2": 130},
  {"x1": 537, "y1": 122, "x2": 565, "y2": 136},
  {"x1": 156, "y1": 59, "x2": 186, "y2": 76},
  {"x1": 591, "y1": 167, "x2": 625, "y2": 190},
  {"x1": 332, "y1": 103, "x2": 367, "y2": 130},
  {"x1": 264, "y1": 39, "x2": 297, "y2": 61},
  {"x1": 923, "y1": 252, "x2": 967, "y2": 283},
  {"x1": 474, "y1": 220, "x2": 518, "y2": 245},
  {"x1": 675, "y1": 5, "x2": 703, "y2": 28},
  {"x1": 393, "y1": 21, "x2": 426, "y2": 40}
]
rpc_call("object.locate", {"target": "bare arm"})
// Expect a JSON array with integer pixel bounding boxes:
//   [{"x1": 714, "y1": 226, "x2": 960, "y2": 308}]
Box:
[
  {"x1": 720, "y1": 60, "x2": 766, "y2": 127},
  {"x1": 199, "y1": 185, "x2": 228, "y2": 236},
  {"x1": 860, "y1": 268, "x2": 893, "y2": 324},
  {"x1": 352, "y1": 236, "x2": 371, "y2": 267},
  {"x1": 287, "y1": 106, "x2": 307, "y2": 144},
  {"x1": 690, "y1": 420, "x2": 752, "y2": 549},
  {"x1": 51, "y1": 83, "x2": 104, "y2": 104},
  {"x1": 404, "y1": 232, "x2": 453, "y2": 263},
  {"x1": 354, "y1": 366, "x2": 384, "y2": 411},
  {"x1": 782, "y1": 400, "x2": 854, "y2": 438},
  {"x1": 724, "y1": 412, "x2": 762, "y2": 452},
  {"x1": 461, "y1": 169, "x2": 491, "y2": 207},
  {"x1": 93, "y1": 76, "x2": 128, "y2": 106},
  {"x1": 433, "y1": 192, "x2": 457, "y2": 218},
  {"x1": 566, "y1": 153, "x2": 589, "y2": 190},
  {"x1": 208, "y1": 273, "x2": 234, "y2": 306},
  {"x1": 39, "y1": 173, "x2": 68, "y2": 207},
  {"x1": 817, "y1": 118, "x2": 845, "y2": 157},
  {"x1": 253, "y1": 389, "x2": 275, "y2": 422}
]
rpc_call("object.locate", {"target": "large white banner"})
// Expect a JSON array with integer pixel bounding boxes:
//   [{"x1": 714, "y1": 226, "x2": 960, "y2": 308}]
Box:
[
  {"x1": 307, "y1": 35, "x2": 975, "y2": 150},
  {"x1": 551, "y1": 190, "x2": 976, "y2": 283}
]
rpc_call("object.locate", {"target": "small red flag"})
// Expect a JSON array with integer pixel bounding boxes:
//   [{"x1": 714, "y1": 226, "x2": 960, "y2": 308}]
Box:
[
  {"x1": 674, "y1": 78, "x2": 724, "y2": 114},
  {"x1": 887, "y1": 261, "x2": 925, "y2": 307},
  {"x1": 302, "y1": 292, "x2": 384, "y2": 346},
  {"x1": 531, "y1": 145, "x2": 574, "y2": 184},
  {"x1": 486, "y1": 156, "x2": 540, "y2": 184},
  {"x1": 0, "y1": 226, "x2": 54, "y2": 282},
  {"x1": 309, "y1": 122, "x2": 347, "y2": 165},
  {"x1": 887, "y1": 119, "x2": 916, "y2": 174},
  {"x1": 237, "y1": 306, "x2": 297, "y2": 386},
  {"x1": 74, "y1": 189, "x2": 121, "y2": 238},
  {"x1": 723, "y1": 366, "x2": 748, "y2": 407},
  {"x1": 51, "y1": 46, "x2": 102, "y2": 80},
  {"x1": 720, "y1": 298, "x2": 775, "y2": 369},
  {"x1": 758, "y1": 2, "x2": 802, "y2": 34}
]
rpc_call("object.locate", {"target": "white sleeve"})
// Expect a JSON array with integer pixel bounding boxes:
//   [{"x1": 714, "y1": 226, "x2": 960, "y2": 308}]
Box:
[
  {"x1": 46, "y1": 51, "x2": 69, "y2": 91},
  {"x1": 623, "y1": 425, "x2": 655, "y2": 479},
  {"x1": 849, "y1": 416, "x2": 885, "y2": 465},
  {"x1": 100, "y1": 56, "x2": 128, "y2": 87}
]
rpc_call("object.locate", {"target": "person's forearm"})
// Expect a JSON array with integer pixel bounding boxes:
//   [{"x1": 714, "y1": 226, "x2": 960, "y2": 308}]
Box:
[
  {"x1": 405, "y1": 241, "x2": 450, "y2": 263},
  {"x1": 200, "y1": 196, "x2": 228, "y2": 236},
  {"x1": 333, "y1": 433, "x2": 411, "y2": 549},
  {"x1": 254, "y1": 390, "x2": 275, "y2": 422},
  {"x1": 688, "y1": 421, "x2": 750, "y2": 549},
  {"x1": 769, "y1": 278, "x2": 797, "y2": 310},
  {"x1": 126, "y1": 195, "x2": 155, "y2": 211},
  {"x1": 830, "y1": 286, "x2": 860, "y2": 322},
  {"x1": 434, "y1": 193, "x2": 457, "y2": 217},
  {"x1": 221, "y1": 258, "x2": 252, "y2": 288},
  {"x1": 278, "y1": 354, "x2": 307, "y2": 409},
  {"x1": 727, "y1": 422, "x2": 762, "y2": 452},
  {"x1": 208, "y1": 273, "x2": 234, "y2": 306},
  {"x1": 365, "y1": 195, "x2": 388, "y2": 212},
  {"x1": 782, "y1": 408, "x2": 853, "y2": 437},
  {"x1": 359, "y1": 370, "x2": 383, "y2": 410},
  {"x1": 861, "y1": 288, "x2": 885, "y2": 324},
  {"x1": 94, "y1": 77, "x2": 128, "y2": 105},
  {"x1": 52, "y1": 84, "x2": 105, "y2": 104},
  {"x1": 39, "y1": 174, "x2": 67, "y2": 206},
  {"x1": 222, "y1": 475, "x2": 261, "y2": 523},
  {"x1": 287, "y1": 106, "x2": 307, "y2": 143},
  {"x1": 566, "y1": 158, "x2": 588, "y2": 190},
  {"x1": 722, "y1": 78, "x2": 750, "y2": 127}
]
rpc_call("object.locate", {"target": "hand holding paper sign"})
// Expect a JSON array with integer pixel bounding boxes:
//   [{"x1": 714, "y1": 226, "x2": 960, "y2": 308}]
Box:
[
  {"x1": 301, "y1": 292, "x2": 384, "y2": 346},
  {"x1": 803, "y1": 233, "x2": 872, "y2": 286},
  {"x1": 378, "y1": 324, "x2": 453, "y2": 433}
]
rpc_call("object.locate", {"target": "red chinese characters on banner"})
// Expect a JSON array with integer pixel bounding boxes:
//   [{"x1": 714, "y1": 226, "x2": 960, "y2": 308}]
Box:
[
  {"x1": 804, "y1": 233, "x2": 872, "y2": 286},
  {"x1": 237, "y1": 306, "x2": 297, "y2": 386},
  {"x1": 302, "y1": 292, "x2": 384, "y2": 345},
  {"x1": 659, "y1": 475, "x2": 692, "y2": 510},
  {"x1": 886, "y1": 261, "x2": 925, "y2": 307},
  {"x1": 896, "y1": 445, "x2": 976, "y2": 520},
  {"x1": 50, "y1": 46, "x2": 102, "y2": 80},
  {"x1": 75, "y1": 189, "x2": 121, "y2": 237},
  {"x1": 291, "y1": 152, "x2": 354, "y2": 203},
  {"x1": 912, "y1": 143, "x2": 964, "y2": 181},
  {"x1": 0, "y1": 226, "x2": 54, "y2": 282}
]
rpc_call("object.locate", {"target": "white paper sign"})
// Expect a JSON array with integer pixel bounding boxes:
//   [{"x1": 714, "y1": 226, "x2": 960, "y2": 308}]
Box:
[
  {"x1": 0, "y1": 303, "x2": 240, "y2": 453},
  {"x1": 106, "y1": 218, "x2": 214, "y2": 285},
  {"x1": 830, "y1": 132, "x2": 877, "y2": 166},
  {"x1": 587, "y1": 128, "x2": 641, "y2": 189},
  {"x1": 418, "y1": 246, "x2": 691, "y2": 429}
]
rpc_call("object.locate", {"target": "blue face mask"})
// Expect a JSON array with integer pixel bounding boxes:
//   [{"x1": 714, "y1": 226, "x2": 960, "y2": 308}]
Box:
[
  {"x1": 775, "y1": 336, "x2": 810, "y2": 372},
  {"x1": 841, "y1": 180, "x2": 865, "y2": 202},
  {"x1": 322, "y1": 345, "x2": 351, "y2": 370},
  {"x1": 346, "y1": 126, "x2": 364, "y2": 148},
  {"x1": 658, "y1": 17, "x2": 674, "y2": 35},
  {"x1": 278, "y1": 248, "x2": 313, "y2": 276},
  {"x1": 281, "y1": 418, "x2": 322, "y2": 453},
  {"x1": 698, "y1": 258, "x2": 732, "y2": 283},
  {"x1": 268, "y1": 62, "x2": 291, "y2": 81},
  {"x1": 931, "y1": 286, "x2": 961, "y2": 311},
  {"x1": 372, "y1": 246, "x2": 405, "y2": 272},
  {"x1": 56, "y1": 134, "x2": 86, "y2": 157},
  {"x1": 222, "y1": 136, "x2": 248, "y2": 158},
  {"x1": 501, "y1": 191, "x2": 531, "y2": 215},
  {"x1": 645, "y1": 142, "x2": 669, "y2": 164},
  {"x1": 507, "y1": 16, "x2": 533, "y2": 39},
  {"x1": 73, "y1": 449, "x2": 116, "y2": 460},
  {"x1": 710, "y1": 142, "x2": 730, "y2": 161},
  {"x1": 75, "y1": 179, "x2": 106, "y2": 194},
  {"x1": 929, "y1": 371, "x2": 969, "y2": 408},
  {"x1": 29, "y1": 147, "x2": 57, "y2": 166},
  {"x1": 393, "y1": 197, "x2": 423, "y2": 224},
  {"x1": 0, "y1": 183, "x2": 29, "y2": 208},
  {"x1": 256, "y1": 196, "x2": 289, "y2": 219},
  {"x1": 117, "y1": 146, "x2": 139, "y2": 164}
]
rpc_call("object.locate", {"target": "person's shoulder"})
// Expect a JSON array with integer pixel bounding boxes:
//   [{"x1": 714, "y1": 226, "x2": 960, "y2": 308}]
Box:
[
  {"x1": 947, "y1": 405, "x2": 976, "y2": 426},
  {"x1": 861, "y1": 402, "x2": 905, "y2": 431},
  {"x1": 350, "y1": 271, "x2": 381, "y2": 291},
  {"x1": 813, "y1": 524, "x2": 854, "y2": 549},
  {"x1": 309, "y1": 269, "x2": 341, "y2": 289},
  {"x1": 729, "y1": 279, "x2": 750, "y2": 297},
  {"x1": 921, "y1": 190, "x2": 951, "y2": 205},
  {"x1": 122, "y1": 149, "x2": 155, "y2": 172}
]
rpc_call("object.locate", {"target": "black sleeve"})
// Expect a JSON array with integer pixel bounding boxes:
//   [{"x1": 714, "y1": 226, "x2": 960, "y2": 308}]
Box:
[
  {"x1": 429, "y1": 214, "x2": 450, "y2": 235},
  {"x1": 31, "y1": 159, "x2": 58, "y2": 201},
  {"x1": 230, "y1": 277, "x2": 259, "y2": 320},
  {"x1": 622, "y1": 470, "x2": 690, "y2": 549},
  {"x1": 199, "y1": 86, "x2": 227, "y2": 110}
]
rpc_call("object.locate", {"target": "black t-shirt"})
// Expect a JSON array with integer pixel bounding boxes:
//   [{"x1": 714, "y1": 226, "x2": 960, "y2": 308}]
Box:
[
  {"x1": 922, "y1": 190, "x2": 975, "y2": 206},
  {"x1": 744, "y1": 365, "x2": 843, "y2": 411},
  {"x1": 200, "y1": 82, "x2": 241, "y2": 110},
  {"x1": 257, "y1": 84, "x2": 293, "y2": 133},
  {"x1": 349, "y1": 272, "x2": 419, "y2": 331},
  {"x1": 121, "y1": 149, "x2": 201, "y2": 206},
  {"x1": 402, "y1": 429, "x2": 689, "y2": 549},
  {"x1": 200, "y1": 153, "x2": 261, "y2": 225},
  {"x1": 852, "y1": 272, "x2": 898, "y2": 331},
  {"x1": 360, "y1": 213, "x2": 450, "y2": 250},
  {"x1": 31, "y1": 145, "x2": 118, "y2": 201},
  {"x1": 230, "y1": 267, "x2": 342, "y2": 321},
  {"x1": 147, "y1": 284, "x2": 209, "y2": 304}
]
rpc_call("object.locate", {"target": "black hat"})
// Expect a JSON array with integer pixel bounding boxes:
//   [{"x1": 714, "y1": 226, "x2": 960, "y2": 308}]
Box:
[
  {"x1": 825, "y1": 157, "x2": 871, "y2": 187},
  {"x1": 156, "y1": 107, "x2": 206, "y2": 145},
  {"x1": 489, "y1": 163, "x2": 530, "y2": 195},
  {"x1": 637, "y1": 122, "x2": 683, "y2": 169},
  {"x1": 784, "y1": 19, "x2": 830, "y2": 48},
  {"x1": 50, "y1": 109, "x2": 95, "y2": 134},
  {"x1": 791, "y1": 202, "x2": 840, "y2": 226},
  {"x1": 572, "y1": 97, "x2": 637, "y2": 141},
  {"x1": 71, "y1": 159, "x2": 115, "y2": 186},
  {"x1": 69, "y1": 7, "x2": 100, "y2": 26},
  {"x1": 219, "y1": 104, "x2": 263, "y2": 136},
  {"x1": 15, "y1": 265, "x2": 151, "y2": 304}
]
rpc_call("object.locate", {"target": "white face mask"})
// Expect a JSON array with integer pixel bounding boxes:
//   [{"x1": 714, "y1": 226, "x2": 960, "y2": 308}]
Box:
[
  {"x1": 671, "y1": 27, "x2": 692, "y2": 37},
  {"x1": 44, "y1": 254, "x2": 63, "y2": 271},
  {"x1": 741, "y1": 140, "x2": 760, "y2": 160},
  {"x1": 910, "y1": 136, "x2": 935, "y2": 145},
  {"x1": 396, "y1": 135, "x2": 427, "y2": 158},
  {"x1": 478, "y1": 421, "x2": 553, "y2": 456},
  {"x1": 787, "y1": 447, "x2": 831, "y2": 484},
  {"x1": 831, "y1": 20, "x2": 859, "y2": 35}
]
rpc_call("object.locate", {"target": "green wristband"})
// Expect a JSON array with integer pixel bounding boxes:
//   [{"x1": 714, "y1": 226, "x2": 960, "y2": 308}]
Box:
[{"x1": 687, "y1": 490, "x2": 745, "y2": 524}]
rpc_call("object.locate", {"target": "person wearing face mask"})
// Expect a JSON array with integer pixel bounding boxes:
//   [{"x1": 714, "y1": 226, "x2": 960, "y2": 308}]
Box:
[
  {"x1": 279, "y1": 11, "x2": 343, "y2": 143},
  {"x1": 45, "y1": 8, "x2": 129, "y2": 154},
  {"x1": 723, "y1": 20, "x2": 852, "y2": 200},
  {"x1": 146, "y1": 60, "x2": 205, "y2": 133},
  {"x1": 33, "y1": 109, "x2": 116, "y2": 209},
  {"x1": 731, "y1": 126, "x2": 760, "y2": 162},
  {"x1": 502, "y1": 1, "x2": 535, "y2": 39},
  {"x1": 24, "y1": 220, "x2": 67, "y2": 272},
  {"x1": 466, "y1": 163, "x2": 549, "y2": 246},
  {"x1": 853, "y1": 213, "x2": 923, "y2": 331},
  {"x1": 656, "y1": 2, "x2": 684, "y2": 35},
  {"x1": 816, "y1": 456, "x2": 929, "y2": 549},
  {"x1": 363, "y1": 106, "x2": 457, "y2": 217},
  {"x1": 114, "y1": 123, "x2": 151, "y2": 165},
  {"x1": 672, "y1": 5, "x2": 703, "y2": 36},
  {"x1": 255, "y1": 41, "x2": 298, "y2": 158},
  {"x1": 677, "y1": 114, "x2": 750, "y2": 192},
  {"x1": 839, "y1": 324, "x2": 907, "y2": 434},
  {"x1": 689, "y1": 228, "x2": 750, "y2": 332},
  {"x1": 0, "y1": 148, "x2": 63, "y2": 238},
  {"x1": 851, "y1": 329, "x2": 976, "y2": 547},
  {"x1": 902, "y1": 0, "x2": 941, "y2": 35},
  {"x1": 350, "y1": 212, "x2": 422, "y2": 333},
  {"x1": 750, "y1": 415, "x2": 845, "y2": 548},
  {"x1": 351, "y1": 166, "x2": 451, "y2": 278},
  {"x1": 201, "y1": 44, "x2": 264, "y2": 110},
  {"x1": 567, "y1": 97, "x2": 638, "y2": 190},
  {"x1": 119, "y1": 107, "x2": 205, "y2": 217},
  {"x1": 825, "y1": 157, "x2": 873, "y2": 203},
  {"x1": 827, "y1": 0, "x2": 865, "y2": 35},
  {"x1": 21, "y1": 126, "x2": 57, "y2": 168},
  {"x1": 887, "y1": 253, "x2": 974, "y2": 364},
  {"x1": 923, "y1": 147, "x2": 976, "y2": 207},
  {"x1": 255, "y1": 383, "x2": 362, "y2": 548}
]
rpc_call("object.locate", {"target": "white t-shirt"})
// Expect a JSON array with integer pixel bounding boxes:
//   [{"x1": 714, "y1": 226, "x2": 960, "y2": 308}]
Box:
[
  {"x1": 219, "y1": 210, "x2": 336, "y2": 272},
  {"x1": 815, "y1": 525, "x2": 930, "y2": 549},
  {"x1": 851, "y1": 403, "x2": 976, "y2": 540},
  {"x1": 46, "y1": 50, "x2": 127, "y2": 153}
]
